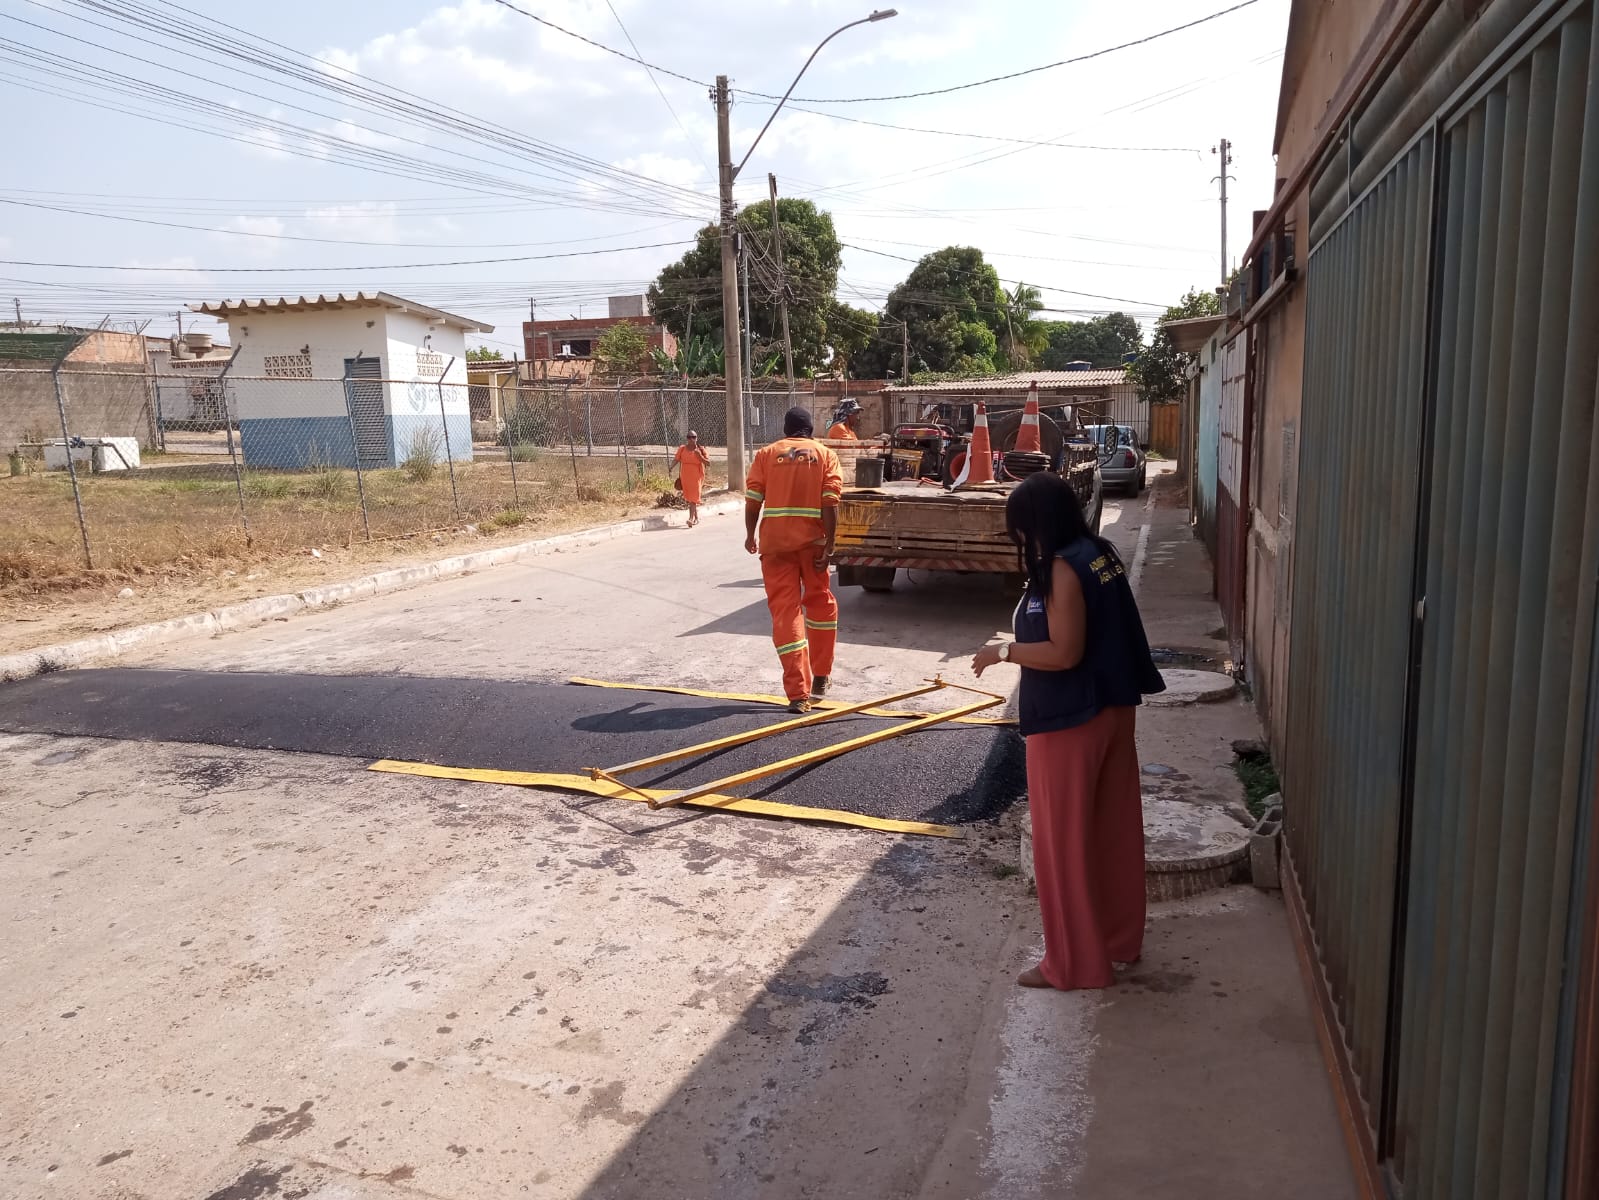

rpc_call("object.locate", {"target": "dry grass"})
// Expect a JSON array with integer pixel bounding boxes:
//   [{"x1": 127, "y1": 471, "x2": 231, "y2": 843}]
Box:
[{"x1": 2, "y1": 453, "x2": 700, "y2": 593}]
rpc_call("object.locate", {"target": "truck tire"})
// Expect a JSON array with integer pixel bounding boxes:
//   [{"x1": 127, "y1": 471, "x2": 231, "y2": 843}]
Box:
[
  {"x1": 990, "y1": 410, "x2": 1065, "y2": 460},
  {"x1": 835, "y1": 564, "x2": 860, "y2": 588},
  {"x1": 860, "y1": 567, "x2": 896, "y2": 593}
]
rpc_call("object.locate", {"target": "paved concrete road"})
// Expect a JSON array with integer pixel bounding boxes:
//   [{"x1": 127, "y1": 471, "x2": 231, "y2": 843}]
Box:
[
  {"x1": 0, "y1": 475, "x2": 1353, "y2": 1199},
  {"x1": 116, "y1": 496, "x2": 1146, "y2": 699}
]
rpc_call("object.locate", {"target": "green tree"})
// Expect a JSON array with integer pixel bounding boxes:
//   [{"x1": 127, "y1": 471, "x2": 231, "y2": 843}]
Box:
[
  {"x1": 1039, "y1": 313, "x2": 1144, "y2": 370},
  {"x1": 648, "y1": 199, "x2": 844, "y2": 374},
  {"x1": 854, "y1": 246, "x2": 1008, "y2": 377},
  {"x1": 825, "y1": 300, "x2": 879, "y2": 377},
  {"x1": 594, "y1": 323, "x2": 651, "y2": 377},
  {"x1": 465, "y1": 345, "x2": 499, "y2": 361},
  {"x1": 1125, "y1": 288, "x2": 1221, "y2": 403}
]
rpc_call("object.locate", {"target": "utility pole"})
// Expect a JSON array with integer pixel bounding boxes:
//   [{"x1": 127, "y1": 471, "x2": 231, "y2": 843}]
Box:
[
  {"x1": 740, "y1": 234, "x2": 754, "y2": 426},
  {"x1": 12, "y1": 298, "x2": 21, "y2": 330},
  {"x1": 901, "y1": 319, "x2": 910, "y2": 385},
  {"x1": 713, "y1": 75, "x2": 746, "y2": 488},
  {"x1": 1213, "y1": 137, "x2": 1234, "y2": 287},
  {"x1": 767, "y1": 173, "x2": 795, "y2": 399}
]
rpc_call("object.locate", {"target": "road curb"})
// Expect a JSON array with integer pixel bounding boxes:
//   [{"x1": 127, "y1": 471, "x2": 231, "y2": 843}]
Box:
[{"x1": 1, "y1": 495, "x2": 742, "y2": 684}]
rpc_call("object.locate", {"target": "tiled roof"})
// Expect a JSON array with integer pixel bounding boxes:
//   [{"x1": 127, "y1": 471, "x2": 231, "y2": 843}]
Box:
[
  {"x1": 883, "y1": 369, "x2": 1129, "y2": 394},
  {"x1": 190, "y1": 291, "x2": 493, "y2": 333}
]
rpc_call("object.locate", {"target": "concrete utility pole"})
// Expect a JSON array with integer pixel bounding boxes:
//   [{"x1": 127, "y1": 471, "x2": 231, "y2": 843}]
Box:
[
  {"x1": 739, "y1": 236, "x2": 753, "y2": 410},
  {"x1": 713, "y1": 75, "x2": 746, "y2": 487},
  {"x1": 768, "y1": 173, "x2": 795, "y2": 399},
  {"x1": 1213, "y1": 137, "x2": 1234, "y2": 287},
  {"x1": 712, "y1": 11, "x2": 896, "y2": 487},
  {"x1": 12, "y1": 298, "x2": 21, "y2": 330},
  {"x1": 901, "y1": 319, "x2": 910, "y2": 384}
]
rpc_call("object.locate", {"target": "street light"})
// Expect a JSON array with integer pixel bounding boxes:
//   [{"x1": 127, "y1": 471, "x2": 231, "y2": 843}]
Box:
[{"x1": 714, "y1": 9, "x2": 897, "y2": 490}]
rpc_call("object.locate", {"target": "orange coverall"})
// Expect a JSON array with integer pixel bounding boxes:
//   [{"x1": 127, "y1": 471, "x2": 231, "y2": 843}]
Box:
[
  {"x1": 825, "y1": 421, "x2": 858, "y2": 441},
  {"x1": 746, "y1": 438, "x2": 843, "y2": 701}
]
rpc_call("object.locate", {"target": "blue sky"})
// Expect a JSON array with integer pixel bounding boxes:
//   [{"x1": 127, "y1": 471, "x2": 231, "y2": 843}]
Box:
[{"x1": 0, "y1": 0, "x2": 1290, "y2": 355}]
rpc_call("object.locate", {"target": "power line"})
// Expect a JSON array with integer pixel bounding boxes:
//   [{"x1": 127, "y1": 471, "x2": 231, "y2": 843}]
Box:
[
  {"x1": 0, "y1": 197, "x2": 700, "y2": 250},
  {"x1": 0, "y1": 239, "x2": 696, "y2": 273},
  {"x1": 741, "y1": 1, "x2": 1264, "y2": 103},
  {"x1": 840, "y1": 243, "x2": 1165, "y2": 307},
  {"x1": 487, "y1": 0, "x2": 708, "y2": 87},
  {"x1": 602, "y1": 0, "x2": 712, "y2": 174},
  {"x1": 741, "y1": 101, "x2": 1204, "y2": 153}
]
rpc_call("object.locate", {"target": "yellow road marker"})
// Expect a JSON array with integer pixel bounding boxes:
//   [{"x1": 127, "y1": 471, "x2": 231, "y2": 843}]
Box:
[
  {"x1": 368, "y1": 759, "x2": 963, "y2": 838},
  {"x1": 566, "y1": 676, "x2": 1017, "y2": 726},
  {"x1": 647, "y1": 691, "x2": 1003, "y2": 810},
  {"x1": 593, "y1": 680, "x2": 947, "y2": 780}
]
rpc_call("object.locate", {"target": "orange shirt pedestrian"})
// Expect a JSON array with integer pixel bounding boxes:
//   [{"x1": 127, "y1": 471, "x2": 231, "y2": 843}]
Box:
[
  {"x1": 674, "y1": 432, "x2": 710, "y2": 526},
  {"x1": 826, "y1": 421, "x2": 858, "y2": 441}
]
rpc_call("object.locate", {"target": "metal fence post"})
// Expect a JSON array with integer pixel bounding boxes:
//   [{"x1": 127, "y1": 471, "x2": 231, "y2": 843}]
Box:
[
  {"x1": 436, "y1": 356, "x2": 461, "y2": 518},
  {"x1": 615, "y1": 380, "x2": 628, "y2": 480},
  {"x1": 584, "y1": 386, "x2": 594, "y2": 455},
  {"x1": 563, "y1": 386, "x2": 582, "y2": 493},
  {"x1": 48, "y1": 356, "x2": 92, "y2": 569},
  {"x1": 504, "y1": 382, "x2": 521, "y2": 509},
  {"x1": 339, "y1": 357, "x2": 372, "y2": 541},
  {"x1": 216, "y1": 345, "x2": 251, "y2": 547}
]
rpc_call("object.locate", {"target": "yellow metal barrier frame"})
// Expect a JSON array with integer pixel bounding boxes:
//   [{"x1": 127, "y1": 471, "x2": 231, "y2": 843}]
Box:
[
  {"x1": 644, "y1": 680, "x2": 1004, "y2": 810},
  {"x1": 565, "y1": 676, "x2": 1017, "y2": 727},
  {"x1": 589, "y1": 680, "x2": 948, "y2": 783}
]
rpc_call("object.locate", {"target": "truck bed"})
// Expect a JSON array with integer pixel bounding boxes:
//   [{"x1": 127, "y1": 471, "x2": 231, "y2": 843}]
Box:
[{"x1": 834, "y1": 481, "x2": 1018, "y2": 574}]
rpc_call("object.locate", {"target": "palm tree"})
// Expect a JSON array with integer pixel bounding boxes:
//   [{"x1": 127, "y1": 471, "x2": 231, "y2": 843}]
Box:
[{"x1": 1000, "y1": 282, "x2": 1046, "y2": 370}]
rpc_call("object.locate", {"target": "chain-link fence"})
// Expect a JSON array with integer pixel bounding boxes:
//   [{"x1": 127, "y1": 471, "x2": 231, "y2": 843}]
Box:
[{"x1": 4, "y1": 366, "x2": 816, "y2": 585}]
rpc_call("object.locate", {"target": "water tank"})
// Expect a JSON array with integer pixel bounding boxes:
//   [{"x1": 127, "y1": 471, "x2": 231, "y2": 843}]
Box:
[{"x1": 184, "y1": 331, "x2": 213, "y2": 353}]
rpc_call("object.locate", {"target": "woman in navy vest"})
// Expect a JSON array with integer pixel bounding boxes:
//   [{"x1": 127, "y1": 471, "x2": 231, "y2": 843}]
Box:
[{"x1": 972, "y1": 472, "x2": 1165, "y2": 990}]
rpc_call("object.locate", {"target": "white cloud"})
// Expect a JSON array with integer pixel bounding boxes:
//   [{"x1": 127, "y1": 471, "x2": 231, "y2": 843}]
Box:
[
  {"x1": 302, "y1": 201, "x2": 404, "y2": 243},
  {"x1": 614, "y1": 153, "x2": 705, "y2": 193}
]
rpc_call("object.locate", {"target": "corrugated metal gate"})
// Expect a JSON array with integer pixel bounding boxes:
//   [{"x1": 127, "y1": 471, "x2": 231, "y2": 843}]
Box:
[
  {"x1": 1217, "y1": 332, "x2": 1250, "y2": 664},
  {"x1": 1284, "y1": 0, "x2": 1599, "y2": 1195}
]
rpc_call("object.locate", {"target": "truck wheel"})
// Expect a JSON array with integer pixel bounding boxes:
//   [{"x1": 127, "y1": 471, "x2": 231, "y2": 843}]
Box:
[
  {"x1": 860, "y1": 567, "x2": 896, "y2": 593},
  {"x1": 835, "y1": 564, "x2": 860, "y2": 588}
]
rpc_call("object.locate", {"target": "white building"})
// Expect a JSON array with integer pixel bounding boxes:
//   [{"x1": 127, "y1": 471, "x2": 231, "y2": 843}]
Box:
[{"x1": 189, "y1": 292, "x2": 494, "y2": 469}]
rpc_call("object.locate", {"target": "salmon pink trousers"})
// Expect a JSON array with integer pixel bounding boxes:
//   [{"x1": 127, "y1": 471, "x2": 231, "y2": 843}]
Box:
[{"x1": 1025, "y1": 705, "x2": 1146, "y2": 990}]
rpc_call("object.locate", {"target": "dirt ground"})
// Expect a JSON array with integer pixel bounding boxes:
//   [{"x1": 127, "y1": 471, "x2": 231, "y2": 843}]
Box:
[{"x1": 3, "y1": 460, "x2": 724, "y2": 656}]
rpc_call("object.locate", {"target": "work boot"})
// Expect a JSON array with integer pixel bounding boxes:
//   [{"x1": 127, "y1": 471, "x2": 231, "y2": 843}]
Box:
[
  {"x1": 810, "y1": 675, "x2": 830, "y2": 700},
  {"x1": 787, "y1": 697, "x2": 813, "y2": 714}
]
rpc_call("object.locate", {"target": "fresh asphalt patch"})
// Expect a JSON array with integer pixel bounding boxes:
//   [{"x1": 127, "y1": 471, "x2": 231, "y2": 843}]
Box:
[{"x1": 0, "y1": 669, "x2": 1024, "y2": 824}]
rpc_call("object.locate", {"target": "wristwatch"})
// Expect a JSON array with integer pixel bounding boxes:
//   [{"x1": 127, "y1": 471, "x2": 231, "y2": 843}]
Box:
[{"x1": 998, "y1": 643, "x2": 1012, "y2": 662}]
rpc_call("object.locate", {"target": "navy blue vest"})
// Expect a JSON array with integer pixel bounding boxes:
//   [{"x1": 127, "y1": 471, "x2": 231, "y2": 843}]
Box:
[{"x1": 1013, "y1": 537, "x2": 1166, "y2": 736}]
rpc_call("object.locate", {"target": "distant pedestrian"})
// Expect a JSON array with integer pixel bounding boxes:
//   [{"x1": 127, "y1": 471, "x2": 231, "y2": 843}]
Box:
[
  {"x1": 971, "y1": 471, "x2": 1165, "y2": 990},
  {"x1": 674, "y1": 430, "x2": 710, "y2": 527},
  {"x1": 745, "y1": 407, "x2": 842, "y2": 712}
]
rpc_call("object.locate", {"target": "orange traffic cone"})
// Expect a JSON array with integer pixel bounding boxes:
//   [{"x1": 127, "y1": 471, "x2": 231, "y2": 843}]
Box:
[
  {"x1": 952, "y1": 402, "x2": 996, "y2": 488},
  {"x1": 1015, "y1": 382, "x2": 1043, "y2": 454}
]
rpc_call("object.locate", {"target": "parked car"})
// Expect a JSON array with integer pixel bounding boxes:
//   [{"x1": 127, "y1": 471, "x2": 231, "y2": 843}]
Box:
[{"x1": 1085, "y1": 423, "x2": 1146, "y2": 495}]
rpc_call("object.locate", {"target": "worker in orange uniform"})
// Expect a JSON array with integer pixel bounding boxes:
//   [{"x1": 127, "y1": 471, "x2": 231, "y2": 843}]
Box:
[
  {"x1": 745, "y1": 407, "x2": 843, "y2": 713},
  {"x1": 826, "y1": 398, "x2": 863, "y2": 441},
  {"x1": 673, "y1": 430, "x2": 710, "y2": 527}
]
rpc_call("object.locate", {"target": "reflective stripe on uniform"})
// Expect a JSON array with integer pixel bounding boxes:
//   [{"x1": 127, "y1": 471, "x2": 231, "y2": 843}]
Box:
[
  {"x1": 763, "y1": 506, "x2": 823, "y2": 518},
  {"x1": 775, "y1": 638, "x2": 809, "y2": 656},
  {"x1": 804, "y1": 619, "x2": 838, "y2": 630},
  {"x1": 746, "y1": 489, "x2": 765, "y2": 502}
]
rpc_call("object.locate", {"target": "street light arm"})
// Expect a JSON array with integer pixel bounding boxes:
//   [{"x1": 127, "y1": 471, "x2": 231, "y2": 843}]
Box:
[{"x1": 734, "y1": 10, "x2": 896, "y2": 179}]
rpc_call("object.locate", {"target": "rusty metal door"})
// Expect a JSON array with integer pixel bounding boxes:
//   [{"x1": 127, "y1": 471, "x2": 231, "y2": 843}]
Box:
[{"x1": 1217, "y1": 331, "x2": 1249, "y2": 667}]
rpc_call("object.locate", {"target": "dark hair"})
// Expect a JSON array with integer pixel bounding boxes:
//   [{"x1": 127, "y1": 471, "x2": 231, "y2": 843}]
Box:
[
  {"x1": 783, "y1": 406, "x2": 814, "y2": 437},
  {"x1": 1005, "y1": 472, "x2": 1116, "y2": 597}
]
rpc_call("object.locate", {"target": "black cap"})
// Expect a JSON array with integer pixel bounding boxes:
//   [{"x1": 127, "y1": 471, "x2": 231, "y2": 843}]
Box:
[{"x1": 783, "y1": 407, "x2": 814, "y2": 437}]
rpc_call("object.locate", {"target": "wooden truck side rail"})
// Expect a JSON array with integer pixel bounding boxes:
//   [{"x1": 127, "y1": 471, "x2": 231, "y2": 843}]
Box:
[{"x1": 833, "y1": 482, "x2": 1019, "y2": 580}]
